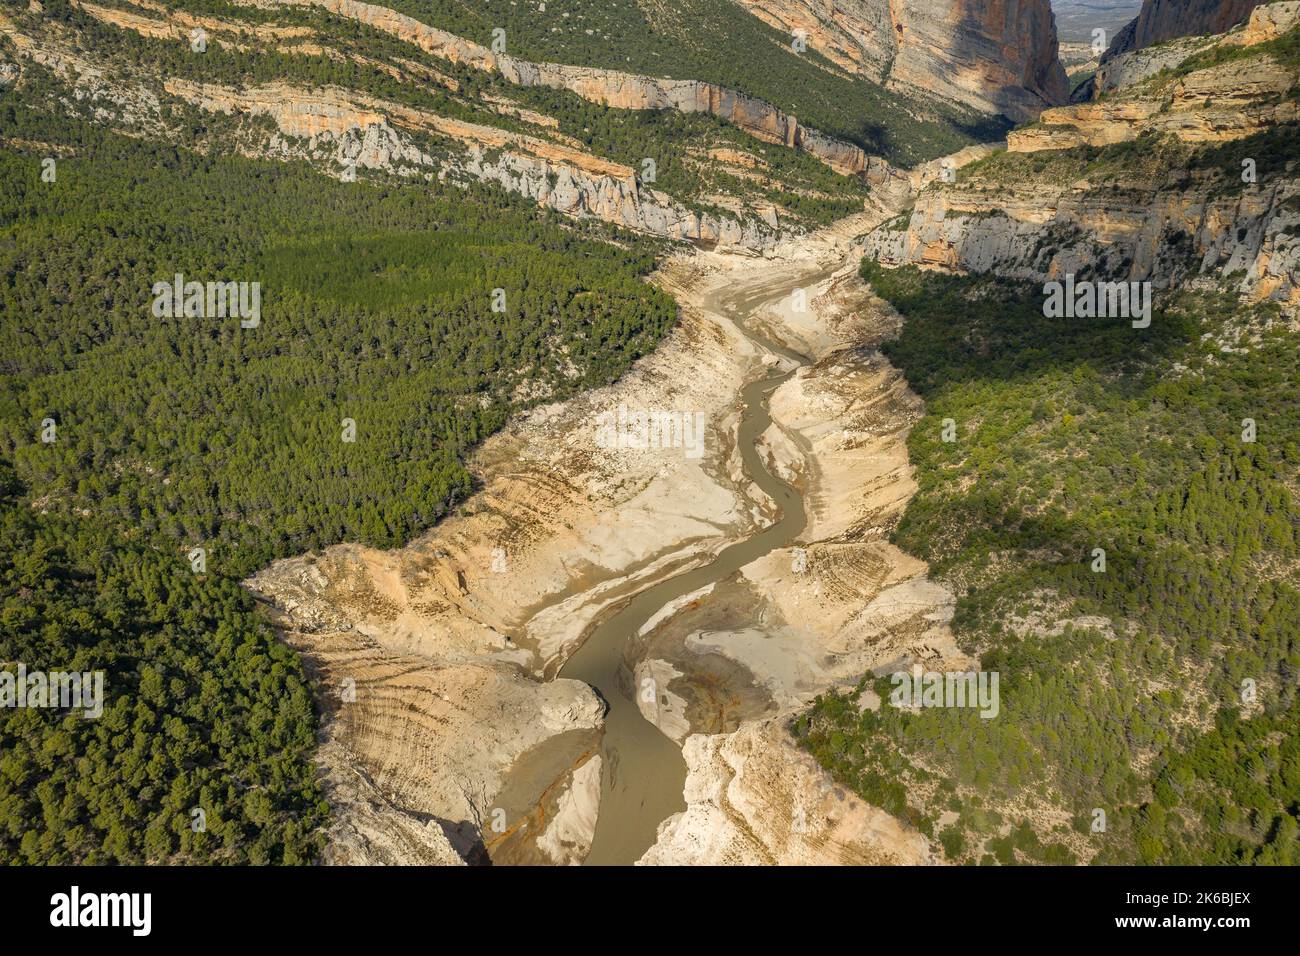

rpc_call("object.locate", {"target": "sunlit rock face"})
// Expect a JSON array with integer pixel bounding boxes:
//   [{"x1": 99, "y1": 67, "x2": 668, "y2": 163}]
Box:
[{"x1": 729, "y1": 0, "x2": 1071, "y2": 121}]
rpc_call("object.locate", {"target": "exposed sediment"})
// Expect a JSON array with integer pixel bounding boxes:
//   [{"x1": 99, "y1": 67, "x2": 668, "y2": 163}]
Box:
[{"x1": 247, "y1": 207, "x2": 966, "y2": 864}]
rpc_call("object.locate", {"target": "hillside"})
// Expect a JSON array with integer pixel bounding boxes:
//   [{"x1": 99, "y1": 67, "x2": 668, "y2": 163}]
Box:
[
  {"x1": 798, "y1": 3, "x2": 1300, "y2": 865},
  {"x1": 0, "y1": 64, "x2": 678, "y2": 863}
]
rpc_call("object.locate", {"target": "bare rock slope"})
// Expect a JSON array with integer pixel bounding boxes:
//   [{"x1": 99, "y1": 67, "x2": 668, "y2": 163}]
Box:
[{"x1": 1104, "y1": 0, "x2": 1269, "y2": 59}]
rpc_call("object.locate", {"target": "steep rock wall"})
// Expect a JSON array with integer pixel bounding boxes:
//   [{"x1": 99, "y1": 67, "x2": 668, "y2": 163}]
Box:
[
  {"x1": 864, "y1": 174, "x2": 1300, "y2": 310},
  {"x1": 889, "y1": 0, "x2": 1070, "y2": 121},
  {"x1": 1103, "y1": 0, "x2": 1268, "y2": 59},
  {"x1": 728, "y1": 0, "x2": 1069, "y2": 121}
]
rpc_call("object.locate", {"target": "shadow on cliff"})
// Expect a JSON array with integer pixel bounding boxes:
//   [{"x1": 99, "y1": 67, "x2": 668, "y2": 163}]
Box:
[
  {"x1": 851, "y1": 119, "x2": 892, "y2": 157},
  {"x1": 438, "y1": 818, "x2": 492, "y2": 865},
  {"x1": 947, "y1": 1, "x2": 1072, "y2": 124}
]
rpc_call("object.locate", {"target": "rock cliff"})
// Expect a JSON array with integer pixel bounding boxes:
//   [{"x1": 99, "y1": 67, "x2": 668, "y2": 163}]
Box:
[
  {"x1": 865, "y1": 5, "x2": 1300, "y2": 312},
  {"x1": 1104, "y1": 0, "x2": 1268, "y2": 59},
  {"x1": 867, "y1": 169, "x2": 1300, "y2": 309},
  {"x1": 728, "y1": 0, "x2": 1069, "y2": 121},
  {"x1": 1088, "y1": 1, "x2": 1300, "y2": 96},
  {"x1": 888, "y1": 0, "x2": 1071, "y2": 121},
  {"x1": 276, "y1": 0, "x2": 894, "y2": 180},
  {"x1": 4, "y1": 7, "x2": 807, "y2": 251}
]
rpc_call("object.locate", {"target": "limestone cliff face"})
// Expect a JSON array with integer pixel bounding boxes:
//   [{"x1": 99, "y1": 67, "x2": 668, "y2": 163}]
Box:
[
  {"x1": 160, "y1": 78, "x2": 788, "y2": 250},
  {"x1": 726, "y1": 0, "x2": 896, "y2": 78},
  {"x1": 1104, "y1": 0, "x2": 1267, "y2": 59},
  {"x1": 866, "y1": 174, "x2": 1300, "y2": 310},
  {"x1": 865, "y1": 12, "x2": 1300, "y2": 312},
  {"x1": 728, "y1": 0, "x2": 1070, "y2": 121},
  {"x1": 21, "y1": 3, "x2": 804, "y2": 250},
  {"x1": 278, "y1": 0, "x2": 892, "y2": 180},
  {"x1": 1089, "y1": 1, "x2": 1300, "y2": 96},
  {"x1": 888, "y1": 0, "x2": 1070, "y2": 121},
  {"x1": 1011, "y1": 4, "x2": 1300, "y2": 150},
  {"x1": 1010, "y1": 57, "x2": 1299, "y2": 150}
]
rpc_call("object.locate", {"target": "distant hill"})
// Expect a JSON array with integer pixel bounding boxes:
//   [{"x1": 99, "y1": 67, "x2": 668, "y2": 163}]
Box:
[{"x1": 1052, "y1": 0, "x2": 1144, "y2": 41}]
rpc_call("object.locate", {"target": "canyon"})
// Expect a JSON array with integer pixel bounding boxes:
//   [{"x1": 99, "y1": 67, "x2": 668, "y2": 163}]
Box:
[
  {"x1": 247, "y1": 210, "x2": 964, "y2": 864},
  {"x1": 6, "y1": 0, "x2": 1293, "y2": 870},
  {"x1": 232, "y1": 2, "x2": 1299, "y2": 865}
]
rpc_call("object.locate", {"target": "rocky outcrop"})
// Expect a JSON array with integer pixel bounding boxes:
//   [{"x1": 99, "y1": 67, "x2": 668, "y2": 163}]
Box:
[
  {"x1": 865, "y1": 167, "x2": 1300, "y2": 311},
  {"x1": 1226, "y1": 0, "x2": 1300, "y2": 42},
  {"x1": 277, "y1": 0, "x2": 1066, "y2": 128},
  {"x1": 247, "y1": 547, "x2": 609, "y2": 865},
  {"x1": 865, "y1": 5, "x2": 1300, "y2": 313},
  {"x1": 166, "y1": 79, "x2": 768, "y2": 244},
  {"x1": 887, "y1": 0, "x2": 1071, "y2": 121},
  {"x1": 1013, "y1": 5, "x2": 1300, "y2": 149},
  {"x1": 1010, "y1": 58, "x2": 1300, "y2": 150},
  {"x1": 1084, "y1": 30, "x2": 1218, "y2": 97},
  {"x1": 863, "y1": 147, "x2": 1300, "y2": 314},
  {"x1": 1103, "y1": 0, "x2": 1269, "y2": 60},
  {"x1": 42, "y1": 28, "x2": 782, "y2": 251},
  {"x1": 640, "y1": 718, "x2": 934, "y2": 864},
  {"x1": 727, "y1": 0, "x2": 895, "y2": 77},
  {"x1": 727, "y1": 0, "x2": 1069, "y2": 121}
]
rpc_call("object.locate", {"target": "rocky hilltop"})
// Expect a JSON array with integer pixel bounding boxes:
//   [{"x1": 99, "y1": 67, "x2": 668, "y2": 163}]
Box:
[
  {"x1": 728, "y1": 0, "x2": 1069, "y2": 121},
  {"x1": 865, "y1": 2, "x2": 1300, "y2": 312}
]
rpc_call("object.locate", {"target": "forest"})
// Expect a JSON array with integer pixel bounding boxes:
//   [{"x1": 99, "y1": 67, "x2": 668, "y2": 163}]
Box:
[
  {"x1": 795, "y1": 264, "x2": 1300, "y2": 865},
  {"x1": 0, "y1": 99, "x2": 676, "y2": 577},
  {"x1": 0, "y1": 461, "x2": 329, "y2": 863},
  {"x1": 0, "y1": 95, "x2": 675, "y2": 861}
]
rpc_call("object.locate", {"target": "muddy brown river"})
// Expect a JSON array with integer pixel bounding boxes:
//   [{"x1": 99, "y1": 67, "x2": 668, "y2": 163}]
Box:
[{"x1": 558, "y1": 263, "x2": 839, "y2": 865}]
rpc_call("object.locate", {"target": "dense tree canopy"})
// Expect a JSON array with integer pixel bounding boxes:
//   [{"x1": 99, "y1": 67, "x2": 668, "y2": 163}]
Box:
[{"x1": 0, "y1": 97, "x2": 675, "y2": 863}]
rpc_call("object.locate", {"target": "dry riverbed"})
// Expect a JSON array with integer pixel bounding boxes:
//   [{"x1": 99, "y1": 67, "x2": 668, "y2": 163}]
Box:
[{"x1": 246, "y1": 212, "x2": 965, "y2": 865}]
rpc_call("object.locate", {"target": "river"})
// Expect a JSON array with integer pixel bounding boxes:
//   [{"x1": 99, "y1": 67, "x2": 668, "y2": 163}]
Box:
[{"x1": 558, "y1": 260, "x2": 841, "y2": 865}]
